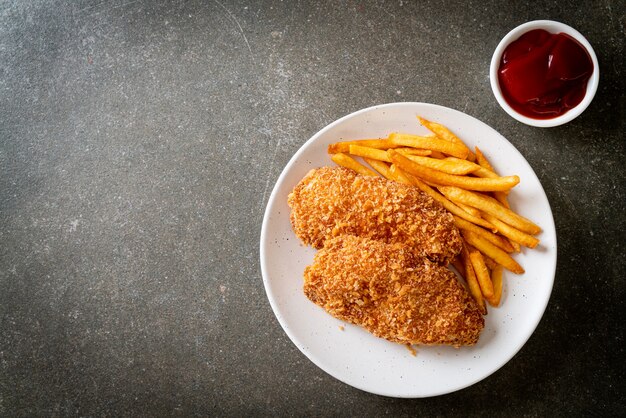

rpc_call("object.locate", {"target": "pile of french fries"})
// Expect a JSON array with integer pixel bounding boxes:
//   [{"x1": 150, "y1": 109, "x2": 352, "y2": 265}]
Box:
[{"x1": 327, "y1": 116, "x2": 541, "y2": 314}]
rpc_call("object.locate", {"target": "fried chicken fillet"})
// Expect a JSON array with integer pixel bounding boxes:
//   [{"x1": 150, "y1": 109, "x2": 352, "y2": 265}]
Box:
[
  {"x1": 304, "y1": 235, "x2": 484, "y2": 346},
  {"x1": 288, "y1": 166, "x2": 462, "y2": 264}
]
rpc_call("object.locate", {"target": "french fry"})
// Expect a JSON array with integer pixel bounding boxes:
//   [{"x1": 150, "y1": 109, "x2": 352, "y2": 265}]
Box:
[
  {"x1": 465, "y1": 243, "x2": 500, "y2": 271},
  {"x1": 486, "y1": 265, "x2": 504, "y2": 307},
  {"x1": 508, "y1": 239, "x2": 522, "y2": 253},
  {"x1": 394, "y1": 147, "x2": 432, "y2": 156},
  {"x1": 328, "y1": 139, "x2": 396, "y2": 154},
  {"x1": 404, "y1": 154, "x2": 480, "y2": 175},
  {"x1": 474, "y1": 171, "x2": 512, "y2": 201},
  {"x1": 463, "y1": 241, "x2": 477, "y2": 254},
  {"x1": 482, "y1": 213, "x2": 540, "y2": 248},
  {"x1": 462, "y1": 244, "x2": 486, "y2": 313},
  {"x1": 387, "y1": 164, "x2": 414, "y2": 185},
  {"x1": 472, "y1": 166, "x2": 499, "y2": 179},
  {"x1": 474, "y1": 147, "x2": 495, "y2": 172},
  {"x1": 331, "y1": 153, "x2": 378, "y2": 176},
  {"x1": 444, "y1": 156, "x2": 483, "y2": 169},
  {"x1": 481, "y1": 253, "x2": 499, "y2": 270},
  {"x1": 438, "y1": 186, "x2": 541, "y2": 235},
  {"x1": 469, "y1": 251, "x2": 494, "y2": 298},
  {"x1": 388, "y1": 133, "x2": 469, "y2": 159},
  {"x1": 349, "y1": 145, "x2": 391, "y2": 162},
  {"x1": 463, "y1": 231, "x2": 524, "y2": 274},
  {"x1": 453, "y1": 216, "x2": 515, "y2": 252},
  {"x1": 396, "y1": 168, "x2": 498, "y2": 231},
  {"x1": 417, "y1": 116, "x2": 475, "y2": 161},
  {"x1": 363, "y1": 158, "x2": 393, "y2": 179},
  {"x1": 389, "y1": 150, "x2": 520, "y2": 192},
  {"x1": 472, "y1": 151, "x2": 512, "y2": 206},
  {"x1": 429, "y1": 150, "x2": 447, "y2": 159},
  {"x1": 455, "y1": 201, "x2": 483, "y2": 219},
  {"x1": 493, "y1": 191, "x2": 511, "y2": 209}
]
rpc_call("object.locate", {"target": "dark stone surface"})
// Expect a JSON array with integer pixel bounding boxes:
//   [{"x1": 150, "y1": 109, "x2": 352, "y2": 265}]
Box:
[{"x1": 0, "y1": 0, "x2": 623, "y2": 416}]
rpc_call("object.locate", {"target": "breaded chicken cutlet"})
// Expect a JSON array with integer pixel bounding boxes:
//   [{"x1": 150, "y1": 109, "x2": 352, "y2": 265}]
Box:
[
  {"x1": 304, "y1": 235, "x2": 484, "y2": 346},
  {"x1": 288, "y1": 166, "x2": 462, "y2": 264}
]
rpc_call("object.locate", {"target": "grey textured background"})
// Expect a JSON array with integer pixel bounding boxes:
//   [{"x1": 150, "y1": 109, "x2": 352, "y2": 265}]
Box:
[{"x1": 1, "y1": 0, "x2": 624, "y2": 416}]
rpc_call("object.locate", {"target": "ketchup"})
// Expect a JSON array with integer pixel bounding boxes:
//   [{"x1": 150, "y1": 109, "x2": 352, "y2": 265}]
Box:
[{"x1": 498, "y1": 29, "x2": 594, "y2": 119}]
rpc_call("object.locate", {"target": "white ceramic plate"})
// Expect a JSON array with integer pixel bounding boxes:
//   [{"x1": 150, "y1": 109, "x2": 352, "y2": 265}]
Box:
[{"x1": 260, "y1": 102, "x2": 556, "y2": 398}]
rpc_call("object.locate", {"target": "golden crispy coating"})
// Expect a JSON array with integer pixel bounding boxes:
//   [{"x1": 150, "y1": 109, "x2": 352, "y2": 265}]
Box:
[
  {"x1": 288, "y1": 166, "x2": 462, "y2": 264},
  {"x1": 304, "y1": 235, "x2": 484, "y2": 346}
]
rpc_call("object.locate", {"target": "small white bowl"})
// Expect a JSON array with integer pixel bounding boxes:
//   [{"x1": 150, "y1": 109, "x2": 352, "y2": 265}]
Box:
[{"x1": 489, "y1": 20, "x2": 599, "y2": 127}]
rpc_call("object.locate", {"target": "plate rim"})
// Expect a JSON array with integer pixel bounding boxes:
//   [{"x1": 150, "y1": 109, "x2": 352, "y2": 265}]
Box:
[{"x1": 260, "y1": 101, "x2": 557, "y2": 398}]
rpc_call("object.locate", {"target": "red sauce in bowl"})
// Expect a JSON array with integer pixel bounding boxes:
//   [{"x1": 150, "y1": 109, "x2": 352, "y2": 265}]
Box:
[{"x1": 498, "y1": 29, "x2": 594, "y2": 119}]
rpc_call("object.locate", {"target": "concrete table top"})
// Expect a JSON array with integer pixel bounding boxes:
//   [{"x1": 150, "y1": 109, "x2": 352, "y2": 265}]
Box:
[{"x1": 1, "y1": 0, "x2": 623, "y2": 415}]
